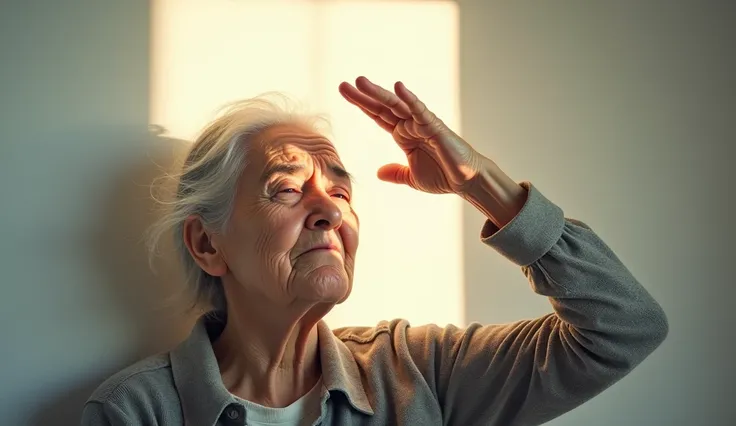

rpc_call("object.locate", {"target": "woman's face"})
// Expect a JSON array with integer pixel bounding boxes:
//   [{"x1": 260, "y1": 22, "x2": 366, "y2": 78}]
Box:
[{"x1": 209, "y1": 124, "x2": 359, "y2": 307}]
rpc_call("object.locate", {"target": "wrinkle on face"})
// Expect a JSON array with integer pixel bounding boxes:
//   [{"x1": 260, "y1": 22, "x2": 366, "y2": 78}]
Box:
[
  {"x1": 207, "y1": 124, "x2": 360, "y2": 406},
  {"x1": 213, "y1": 123, "x2": 359, "y2": 307}
]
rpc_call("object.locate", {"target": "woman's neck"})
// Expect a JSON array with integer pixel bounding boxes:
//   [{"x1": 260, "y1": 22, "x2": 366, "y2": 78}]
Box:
[{"x1": 211, "y1": 298, "x2": 327, "y2": 407}]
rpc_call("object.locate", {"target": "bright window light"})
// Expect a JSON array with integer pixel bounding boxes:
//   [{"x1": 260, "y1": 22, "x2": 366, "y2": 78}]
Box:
[{"x1": 151, "y1": 0, "x2": 464, "y2": 328}]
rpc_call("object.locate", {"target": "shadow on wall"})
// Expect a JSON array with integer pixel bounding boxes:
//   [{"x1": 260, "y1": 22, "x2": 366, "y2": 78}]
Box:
[
  {"x1": 29, "y1": 131, "x2": 199, "y2": 426},
  {"x1": 92, "y1": 129, "x2": 200, "y2": 355}
]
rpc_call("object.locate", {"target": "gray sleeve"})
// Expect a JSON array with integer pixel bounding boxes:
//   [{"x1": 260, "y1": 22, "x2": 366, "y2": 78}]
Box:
[
  {"x1": 80, "y1": 401, "x2": 131, "y2": 426},
  {"x1": 405, "y1": 182, "x2": 669, "y2": 426}
]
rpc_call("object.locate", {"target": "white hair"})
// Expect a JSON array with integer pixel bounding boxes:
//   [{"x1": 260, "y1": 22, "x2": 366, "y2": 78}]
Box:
[{"x1": 147, "y1": 92, "x2": 331, "y2": 314}]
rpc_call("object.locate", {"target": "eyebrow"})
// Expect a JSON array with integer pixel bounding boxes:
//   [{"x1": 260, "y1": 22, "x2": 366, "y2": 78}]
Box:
[{"x1": 260, "y1": 162, "x2": 354, "y2": 184}]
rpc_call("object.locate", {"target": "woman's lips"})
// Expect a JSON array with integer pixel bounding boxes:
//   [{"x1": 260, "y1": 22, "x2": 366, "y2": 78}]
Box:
[{"x1": 305, "y1": 244, "x2": 340, "y2": 254}]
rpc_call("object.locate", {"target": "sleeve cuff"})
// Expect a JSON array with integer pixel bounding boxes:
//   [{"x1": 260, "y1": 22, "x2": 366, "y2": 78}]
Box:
[{"x1": 480, "y1": 182, "x2": 565, "y2": 267}]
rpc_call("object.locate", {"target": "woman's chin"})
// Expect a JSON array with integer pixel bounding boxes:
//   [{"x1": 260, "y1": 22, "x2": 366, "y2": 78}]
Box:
[{"x1": 297, "y1": 265, "x2": 352, "y2": 303}]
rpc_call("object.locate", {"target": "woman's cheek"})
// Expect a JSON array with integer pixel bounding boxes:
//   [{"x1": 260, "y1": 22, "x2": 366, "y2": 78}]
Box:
[
  {"x1": 340, "y1": 214, "x2": 360, "y2": 256},
  {"x1": 264, "y1": 212, "x2": 307, "y2": 254}
]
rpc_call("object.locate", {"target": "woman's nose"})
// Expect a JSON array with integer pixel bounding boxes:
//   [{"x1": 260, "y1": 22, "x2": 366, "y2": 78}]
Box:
[{"x1": 305, "y1": 193, "x2": 343, "y2": 231}]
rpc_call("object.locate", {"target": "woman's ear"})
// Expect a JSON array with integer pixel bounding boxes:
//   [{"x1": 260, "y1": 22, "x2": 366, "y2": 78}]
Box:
[{"x1": 182, "y1": 215, "x2": 228, "y2": 277}]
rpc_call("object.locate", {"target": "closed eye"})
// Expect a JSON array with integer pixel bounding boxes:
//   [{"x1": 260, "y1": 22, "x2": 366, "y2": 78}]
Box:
[
  {"x1": 274, "y1": 187, "x2": 349, "y2": 202},
  {"x1": 270, "y1": 187, "x2": 301, "y2": 201}
]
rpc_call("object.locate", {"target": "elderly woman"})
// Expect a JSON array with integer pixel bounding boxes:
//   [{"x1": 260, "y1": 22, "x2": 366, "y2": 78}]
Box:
[{"x1": 82, "y1": 77, "x2": 668, "y2": 426}]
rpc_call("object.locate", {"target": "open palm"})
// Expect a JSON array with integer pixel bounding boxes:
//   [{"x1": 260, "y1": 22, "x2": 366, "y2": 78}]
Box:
[{"x1": 338, "y1": 77, "x2": 484, "y2": 195}]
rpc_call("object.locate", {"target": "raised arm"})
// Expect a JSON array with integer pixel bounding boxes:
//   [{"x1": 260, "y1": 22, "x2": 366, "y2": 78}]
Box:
[
  {"x1": 338, "y1": 76, "x2": 668, "y2": 425},
  {"x1": 403, "y1": 181, "x2": 668, "y2": 425}
]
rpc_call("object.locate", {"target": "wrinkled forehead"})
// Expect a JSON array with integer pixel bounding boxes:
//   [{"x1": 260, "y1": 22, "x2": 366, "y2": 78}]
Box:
[
  {"x1": 255, "y1": 123, "x2": 339, "y2": 161},
  {"x1": 244, "y1": 123, "x2": 350, "y2": 182}
]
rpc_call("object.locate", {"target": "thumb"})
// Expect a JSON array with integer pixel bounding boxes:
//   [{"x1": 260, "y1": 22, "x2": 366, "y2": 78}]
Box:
[{"x1": 377, "y1": 163, "x2": 413, "y2": 187}]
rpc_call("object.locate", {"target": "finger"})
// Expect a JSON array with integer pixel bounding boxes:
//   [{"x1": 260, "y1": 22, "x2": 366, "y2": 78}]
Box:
[
  {"x1": 355, "y1": 77, "x2": 413, "y2": 120},
  {"x1": 339, "y1": 81, "x2": 381, "y2": 112},
  {"x1": 377, "y1": 163, "x2": 414, "y2": 187},
  {"x1": 343, "y1": 95, "x2": 397, "y2": 133},
  {"x1": 341, "y1": 91, "x2": 397, "y2": 133},
  {"x1": 394, "y1": 81, "x2": 437, "y2": 126},
  {"x1": 395, "y1": 120, "x2": 414, "y2": 140},
  {"x1": 368, "y1": 111, "x2": 397, "y2": 133},
  {"x1": 339, "y1": 82, "x2": 399, "y2": 126}
]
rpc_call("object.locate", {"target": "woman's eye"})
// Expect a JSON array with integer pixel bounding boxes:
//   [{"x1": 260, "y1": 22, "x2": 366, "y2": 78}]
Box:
[
  {"x1": 271, "y1": 188, "x2": 301, "y2": 200},
  {"x1": 332, "y1": 193, "x2": 350, "y2": 201}
]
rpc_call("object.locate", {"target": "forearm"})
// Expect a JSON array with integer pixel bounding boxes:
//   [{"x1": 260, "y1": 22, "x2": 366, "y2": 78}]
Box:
[
  {"x1": 414, "y1": 183, "x2": 669, "y2": 425},
  {"x1": 481, "y1": 182, "x2": 669, "y2": 351},
  {"x1": 481, "y1": 185, "x2": 668, "y2": 419},
  {"x1": 461, "y1": 157, "x2": 528, "y2": 229}
]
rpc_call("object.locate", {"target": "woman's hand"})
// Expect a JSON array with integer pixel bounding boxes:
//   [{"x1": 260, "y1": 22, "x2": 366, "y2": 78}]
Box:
[
  {"x1": 338, "y1": 76, "x2": 486, "y2": 196},
  {"x1": 339, "y1": 76, "x2": 527, "y2": 228}
]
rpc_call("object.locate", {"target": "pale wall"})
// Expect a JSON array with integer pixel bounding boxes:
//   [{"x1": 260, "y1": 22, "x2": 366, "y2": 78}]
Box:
[
  {"x1": 0, "y1": 1, "x2": 733, "y2": 425},
  {"x1": 459, "y1": 1, "x2": 734, "y2": 425}
]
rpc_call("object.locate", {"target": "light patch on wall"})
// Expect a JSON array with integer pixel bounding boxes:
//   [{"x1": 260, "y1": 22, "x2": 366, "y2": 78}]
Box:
[{"x1": 151, "y1": 0, "x2": 464, "y2": 327}]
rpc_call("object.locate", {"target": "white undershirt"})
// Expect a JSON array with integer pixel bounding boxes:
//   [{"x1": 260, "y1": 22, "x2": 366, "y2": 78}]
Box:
[{"x1": 231, "y1": 378, "x2": 324, "y2": 426}]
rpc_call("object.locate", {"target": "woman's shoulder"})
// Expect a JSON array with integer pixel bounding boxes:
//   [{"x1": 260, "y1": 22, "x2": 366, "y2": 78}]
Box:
[
  {"x1": 331, "y1": 318, "x2": 469, "y2": 366},
  {"x1": 331, "y1": 318, "x2": 409, "y2": 343},
  {"x1": 86, "y1": 352, "x2": 175, "y2": 405},
  {"x1": 82, "y1": 352, "x2": 183, "y2": 425},
  {"x1": 332, "y1": 318, "x2": 453, "y2": 344}
]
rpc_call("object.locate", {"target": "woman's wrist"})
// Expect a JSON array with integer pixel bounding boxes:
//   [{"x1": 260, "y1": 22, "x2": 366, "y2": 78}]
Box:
[{"x1": 461, "y1": 157, "x2": 528, "y2": 229}]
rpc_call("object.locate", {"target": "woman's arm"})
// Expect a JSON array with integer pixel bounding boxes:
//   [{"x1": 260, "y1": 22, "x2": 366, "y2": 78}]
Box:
[
  {"x1": 403, "y1": 180, "x2": 668, "y2": 426},
  {"x1": 338, "y1": 77, "x2": 667, "y2": 425}
]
